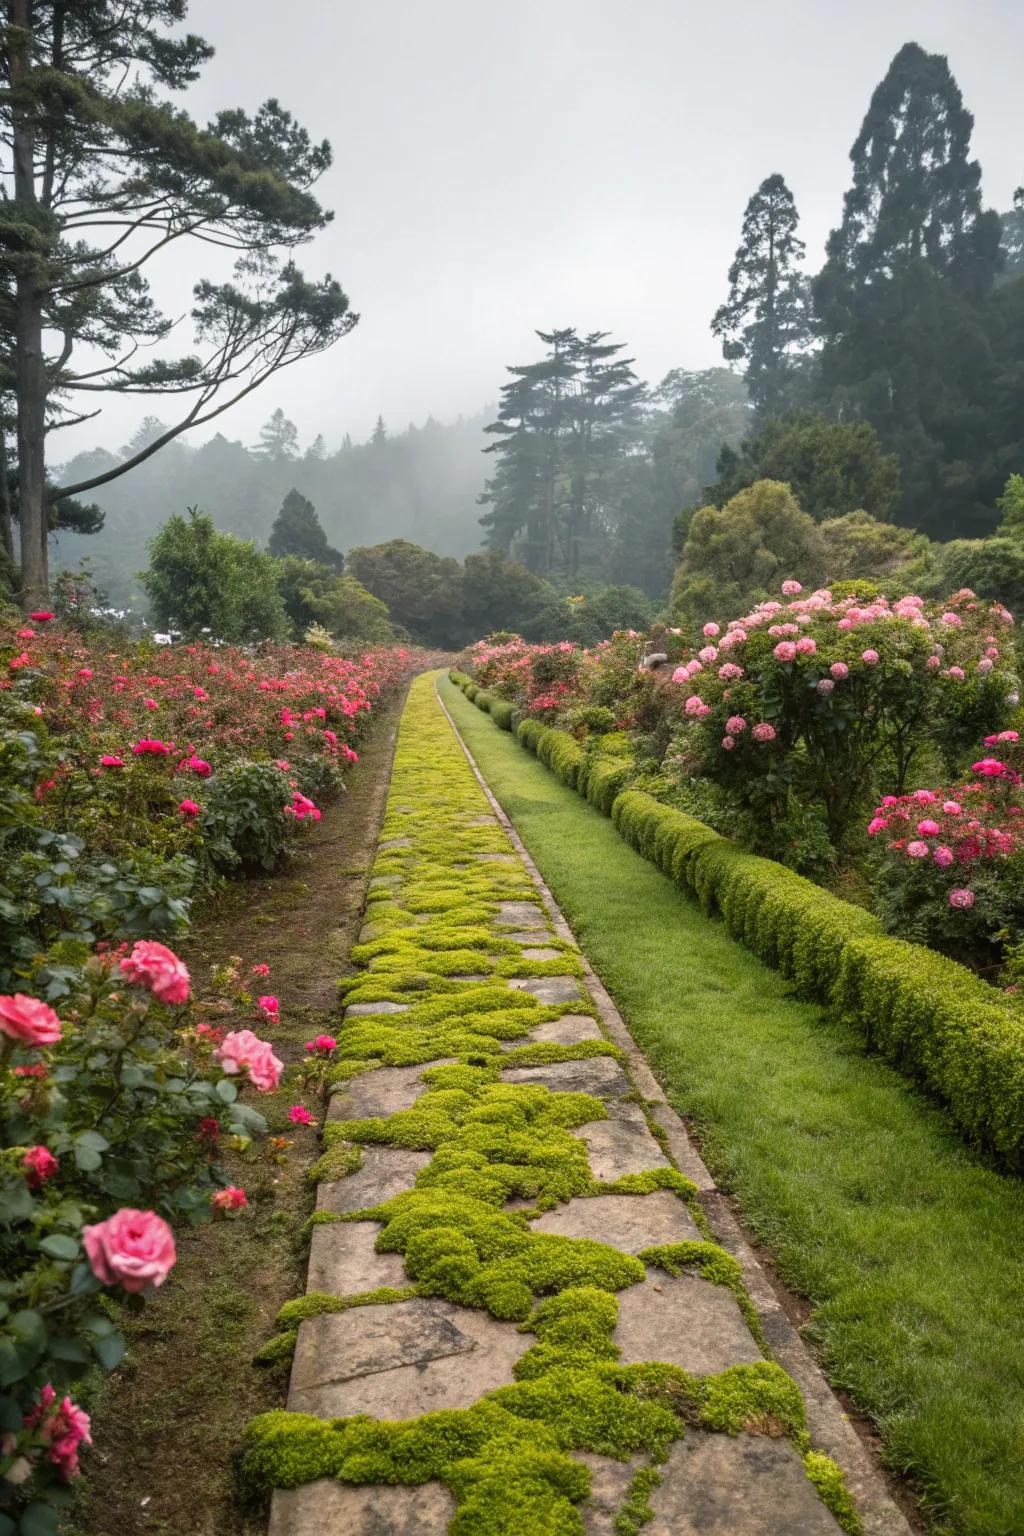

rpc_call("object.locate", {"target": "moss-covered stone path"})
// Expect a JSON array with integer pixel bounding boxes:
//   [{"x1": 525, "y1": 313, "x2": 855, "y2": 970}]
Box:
[{"x1": 245, "y1": 673, "x2": 910, "y2": 1536}]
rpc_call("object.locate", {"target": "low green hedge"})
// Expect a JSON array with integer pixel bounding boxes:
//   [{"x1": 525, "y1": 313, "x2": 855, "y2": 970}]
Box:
[{"x1": 450, "y1": 671, "x2": 1024, "y2": 1170}]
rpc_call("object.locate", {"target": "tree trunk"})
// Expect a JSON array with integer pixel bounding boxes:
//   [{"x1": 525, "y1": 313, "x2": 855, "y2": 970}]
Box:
[
  {"x1": 9, "y1": 0, "x2": 50, "y2": 605},
  {"x1": 0, "y1": 419, "x2": 14, "y2": 564}
]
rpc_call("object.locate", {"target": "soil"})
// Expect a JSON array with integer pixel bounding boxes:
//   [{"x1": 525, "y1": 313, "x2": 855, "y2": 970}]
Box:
[{"x1": 67, "y1": 685, "x2": 407, "y2": 1536}]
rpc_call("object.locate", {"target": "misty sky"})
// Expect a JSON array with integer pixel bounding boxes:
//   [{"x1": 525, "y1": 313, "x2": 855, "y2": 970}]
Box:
[{"x1": 58, "y1": 0, "x2": 1024, "y2": 464}]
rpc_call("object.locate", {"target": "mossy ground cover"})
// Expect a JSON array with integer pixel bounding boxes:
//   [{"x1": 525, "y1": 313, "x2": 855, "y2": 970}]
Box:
[
  {"x1": 442, "y1": 672, "x2": 1024, "y2": 1536},
  {"x1": 244, "y1": 673, "x2": 859, "y2": 1535}
]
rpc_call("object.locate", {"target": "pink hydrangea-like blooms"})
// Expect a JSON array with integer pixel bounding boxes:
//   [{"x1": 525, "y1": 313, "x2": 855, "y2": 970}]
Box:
[
  {"x1": 796, "y1": 636, "x2": 817, "y2": 655},
  {"x1": 120, "y1": 940, "x2": 190, "y2": 1005},
  {"x1": 688, "y1": 660, "x2": 703, "y2": 674},
  {"x1": 861, "y1": 649, "x2": 879, "y2": 665},
  {"x1": 867, "y1": 817, "x2": 887, "y2": 836},
  {"x1": 0, "y1": 994, "x2": 62, "y2": 1046},
  {"x1": 837, "y1": 617, "x2": 853, "y2": 631},
  {"x1": 82, "y1": 1208, "x2": 176, "y2": 1293},
  {"x1": 943, "y1": 800, "x2": 962, "y2": 815},
  {"x1": 684, "y1": 695, "x2": 705, "y2": 717},
  {"x1": 926, "y1": 655, "x2": 941, "y2": 669},
  {"x1": 906, "y1": 841, "x2": 929, "y2": 858},
  {"x1": 718, "y1": 663, "x2": 744, "y2": 681},
  {"x1": 698, "y1": 646, "x2": 718, "y2": 664},
  {"x1": 940, "y1": 611, "x2": 962, "y2": 627},
  {"x1": 773, "y1": 641, "x2": 797, "y2": 662},
  {"x1": 781, "y1": 580, "x2": 803, "y2": 595},
  {"x1": 949, "y1": 888, "x2": 975, "y2": 909},
  {"x1": 671, "y1": 666, "x2": 689, "y2": 683},
  {"x1": 215, "y1": 1029, "x2": 283, "y2": 1092},
  {"x1": 725, "y1": 716, "x2": 746, "y2": 734},
  {"x1": 817, "y1": 678, "x2": 834, "y2": 694},
  {"x1": 719, "y1": 627, "x2": 747, "y2": 649},
  {"x1": 752, "y1": 722, "x2": 776, "y2": 742},
  {"x1": 702, "y1": 622, "x2": 720, "y2": 638},
  {"x1": 721, "y1": 735, "x2": 736, "y2": 750},
  {"x1": 934, "y1": 846, "x2": 954, "y2": 867},
  {"x1": 977, "y1": 657, "x2": 994, "y2": 674},
  {"x1": 947, "y1": 666, "x2": 965, "y2": 681},
  {"x1": 829, "y1": 662, "x2": 849, "y2": 680}
]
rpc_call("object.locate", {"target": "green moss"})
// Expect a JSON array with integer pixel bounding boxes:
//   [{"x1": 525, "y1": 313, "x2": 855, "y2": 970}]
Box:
[
  {"x1": 803, "y1": 1451, "x2": 864, "y2": 1536},
  {"x1": 308, "y1": 1140, "x2": 363, "y2": 1183},
  {"x1": 698, "y1": 1362, "x2": 808, "y2": 1447},
  {"x1": 276, "y1": 1286, "x2": 418, "y2": 1328},
  {"x1": 613, "y1": 1464, "x2": 662, "y2": 1536}
]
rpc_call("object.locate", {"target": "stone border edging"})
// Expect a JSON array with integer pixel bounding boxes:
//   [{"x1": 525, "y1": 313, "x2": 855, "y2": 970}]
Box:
[{"x1": 435, "y1": 674, "x2": 915, "y2": 1536}]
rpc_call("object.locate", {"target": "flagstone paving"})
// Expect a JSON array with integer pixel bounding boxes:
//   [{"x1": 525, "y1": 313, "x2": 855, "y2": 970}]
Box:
[{"x1": 252, "y1": 673, "x2": 912, "y2": 1536}]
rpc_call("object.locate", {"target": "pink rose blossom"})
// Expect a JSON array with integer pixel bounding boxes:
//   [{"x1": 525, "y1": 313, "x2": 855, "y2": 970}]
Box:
[
  {"x1": 100, "y1": 754, "x2": 124, "y2": 768},
  {"x1": 305, "y1": 1034, "x2": 337, "y2": 1053},
  {"x1": 773, "y1": 641, "x2": 797, "y2": 662},
  {"x1": 257, "y1": 994, "x2": 280, "y2": 1020},
  {"x1": 972, "y1": 759, "x2": 1007, "y2": 777},
  {"x1": 861, "y1": 649, "x2": 879, "y2": 665},
  {"x1": 949, "y1": 888, "x2": 975, "y2": 910},
  {"x1": 906, "y1": 841, "x2": 929, "y2": 859},
  {"x1": 934, "y1": 846, "x2": 954, "y2": 867},
  {"x1": 917, "y1": 819, "x2": 940, "y2": 835},
  {"x1": 829, "y1": 662, "x2": 849, "y2": 680},
  {"x1": 796, "y1": 636, "x2": 817, "y2": 655},
  {"x1": 252, "y1": 962, "x2": 271, "y2": 977},
  {"x1": 912, "y1": 789, "x2": 937, "y2": 804},
  {"x1": 215, "y1": 1029, "x2": 283, "y2": 1092},
  {"x1": 23, "y1": 1145, "x2": 58, "y2": 1187},
  {"x1": 288, "y1": 1104, "x2": 315, "y2": 1124},
  {"x1": 0, "y1": 994, "x2": 62, "y2": 1047},
  {"x1": 178, "y1": 799, "x2": 200, "y2": 817},
  {"x1": 82, "y1": 1208, "x2": 176, "y2": 1293},
  {"x1": 867, "y1": 817, "x2": 888, "y2": 836},
  {"x1": 211, "y1": 1186, "x2": 248, "y2": 1212},
  {"x1": 752, "y1": 723, "x2": 776, "y2": 743},
  {"x1": 943, "y1": 801, "x2": 962, "y2": 815},
  {"x1": 120, "y1": 940, "x2": 190, "y2": 1005},
  {"x1": 23, "y1": 1386, "x2": 92, "y2": 1480}
]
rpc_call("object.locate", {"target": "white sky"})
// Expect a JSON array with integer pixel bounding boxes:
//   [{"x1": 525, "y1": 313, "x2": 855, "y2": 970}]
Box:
[{"x1": 56, "y1": 0, "x2": 1024, "y2": 462}]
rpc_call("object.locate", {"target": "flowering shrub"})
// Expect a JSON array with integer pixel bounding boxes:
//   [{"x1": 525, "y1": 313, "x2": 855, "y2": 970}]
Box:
[
  {"x1": 0, "y1": 942, "x2": 283, "y2": 1527},
  {"x1": 867, "y1": 731, "x2": 1024, "y2": 963}
]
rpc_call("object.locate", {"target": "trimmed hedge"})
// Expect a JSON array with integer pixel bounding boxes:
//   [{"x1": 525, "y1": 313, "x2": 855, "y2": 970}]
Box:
[{"x1": 449, "y1": 672, "x2": 1024, "y2": 1170}]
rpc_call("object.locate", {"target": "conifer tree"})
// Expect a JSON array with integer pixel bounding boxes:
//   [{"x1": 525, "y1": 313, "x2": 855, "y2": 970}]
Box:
[
  {"x1": 711, "y1": 175, "x2": 811, "y2": 414},
  {"x1": 254, "y1": 409, "x2": 300, "y2": 461},
  {"x1": 268, "y1": 488, "x2": 343, "y2": 569}
]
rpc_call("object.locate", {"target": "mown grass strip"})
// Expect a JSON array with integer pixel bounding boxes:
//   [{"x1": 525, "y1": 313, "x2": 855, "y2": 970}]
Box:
[{"x1": 441, "y1": 672, "x2": 1024, "y2": 1536}]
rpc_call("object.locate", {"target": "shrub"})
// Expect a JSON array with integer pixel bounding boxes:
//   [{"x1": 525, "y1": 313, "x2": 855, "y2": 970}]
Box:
[{"x1": 203, "y1": 762, "x2": 305, "y2": 874}]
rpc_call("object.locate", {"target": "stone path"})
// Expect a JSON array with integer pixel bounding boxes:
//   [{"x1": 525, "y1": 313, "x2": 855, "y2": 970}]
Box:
[{"x1": 259, "y1": 674, "x2": 911, "y2": 1536}]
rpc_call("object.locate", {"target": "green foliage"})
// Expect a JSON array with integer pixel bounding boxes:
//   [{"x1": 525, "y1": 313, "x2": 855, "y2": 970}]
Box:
[
  {"x1": 347, "y1": 539, "x2": 465, "y2": 647},
  {"x1": 708, "y1": 415, "x2": 901, "y2": 522},
  {"x1": 268, "y1": 489, "x2": 343, "y2": 569},
  {"x1": 142, "y1": 509, "x2": 289, "y2": 643},
  {"x1": 274, "y1": 556, "x2": 394, "y2": 644},
  {"x1": 818, "y1": 509, "x2": 929, "y2": 585},
  {"x1": 202, "y1": 762, "x2": 300, "y2": 873},
  {"x1": 670, "y1": 480, "x2": 824, "y2": 624}
]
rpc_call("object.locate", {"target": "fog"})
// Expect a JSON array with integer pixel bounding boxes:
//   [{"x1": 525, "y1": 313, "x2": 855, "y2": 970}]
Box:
[{"x1": 53, "y1": 0, "x2": 1024, "y2": 464}]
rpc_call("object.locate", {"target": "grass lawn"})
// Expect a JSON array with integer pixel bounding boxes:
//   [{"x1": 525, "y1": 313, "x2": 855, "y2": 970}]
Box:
[{"x1": 441, "y1": 674, "x2": 1024, "y2": 1536}]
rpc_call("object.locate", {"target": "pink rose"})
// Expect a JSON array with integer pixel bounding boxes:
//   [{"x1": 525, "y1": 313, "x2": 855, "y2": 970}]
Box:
[
  {"x1": 120, "y1": 940, "x2": 190, "y2": 1005},
  {"x1": 867, "y1": 817, "x2": 887, "y2": 836},
  {"x1": 829, "y1": 662, "x2": 849, "y2": 680},
  {"x1": 215, "y1": 1029, "x2": 283, "y2": 1092},
  {"x1": 861, "y1": 649, "x2": 879, "y2": 665},
  {"x1": 773, "y1": 641, "x2": 797, "y2": 662},
  {"x1": 912, "y1": 789, "x2": 937, "y2": 804},
  {"x1": 305, "y1": 1034, "x2": 337, "y2": 1054},
  {"x1": 178, "y1": 799, "x2": 200, "y2": 817},
  {"x1": 82, "y1": 1208, "x2": 176, "y2": 1293},
  {"x1": 0, "y1": 994, "x2": 62, "y2": 1047},
  {"x1": 906, "y1": 841, "x2": 929, "y2": 858},
  {"x1": 211, "y1": 1186, "x2": 248, "y2": 1212},
  {"x1": 796, "y1": 636, "x2": 817, "y2": 655},
  {"x1": 972, "y1": 759, "x2": 1007, "y2": 777},
  {"x1": 949, "y1": 888, "x2": 975, "y2": 910},
  {"x1": 23, "y1": 1386, "x2": 92, "y2": 1481},
  {"x1": 943, "y1": 801, "x2": 962, "y2": 815},
  {"x1": 934, "y1": 846, "x2": 954, "y2": 867},
  {"x1": 289, "y1": 1104, "x2": 315, "y2": 1124},
  {"x1": 917, "y1": 819, "x2": 940, "y2": 836},
  {"x1": 100, "y1": 755, "x2": 124, "y2": 768},
  {"x1": 257, "y1": 994, "x2": 280, "y2": 1020},
  {"x1": 23, "y1": 1145, "x2": 59, "y2": 1187}
]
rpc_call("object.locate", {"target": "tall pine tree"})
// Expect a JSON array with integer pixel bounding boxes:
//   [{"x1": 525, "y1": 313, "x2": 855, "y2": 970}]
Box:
[
  {"x1": 254, "y1": 409, "x2": 300, "y2": 461},
  {"x1": 711, "y1": 175, "x2": 811, "y2": 414},
  {"x1": 268, "y1": 489, "x2": 343, "y2": 569}
]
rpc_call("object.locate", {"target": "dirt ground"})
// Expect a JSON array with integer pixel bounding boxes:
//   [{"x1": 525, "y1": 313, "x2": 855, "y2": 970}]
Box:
[{"x1": 67, "y1": 687, "x2": 406, "y2": 1536}]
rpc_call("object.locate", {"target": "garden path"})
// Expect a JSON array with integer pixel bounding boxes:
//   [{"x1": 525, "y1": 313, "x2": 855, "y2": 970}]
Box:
[{"x1": 261, "y1": 673, "x2": 911, "y2": 1536}]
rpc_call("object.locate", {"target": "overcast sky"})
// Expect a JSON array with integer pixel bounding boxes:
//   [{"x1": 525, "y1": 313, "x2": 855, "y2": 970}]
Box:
[{"x1": 59, "y1": 0, "x2": 1024, "y2": 462}]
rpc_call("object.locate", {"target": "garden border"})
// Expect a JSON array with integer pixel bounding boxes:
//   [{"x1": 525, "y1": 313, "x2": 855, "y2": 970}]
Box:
[
  {"x1": 448, "y1": 670, "x2": 1024, "y2": 1172},
  {"x1": 436, "y1": 674, "x2": 913, "y2": 1536}
]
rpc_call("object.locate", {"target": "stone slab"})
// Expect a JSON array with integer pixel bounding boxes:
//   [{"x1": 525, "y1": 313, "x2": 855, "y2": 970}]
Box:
[
  {"x1": 647, "y1": 1431, "x2": 842, "y2": 1534},
  {"x1": 505, "y1": 929, "x2": 556, "y2": 944},
  {"x1": 576, "y1": 1453, "x2": 646, "y2": 1536},
  {"x1": 504, "y1": 1014, "x2": 604, "y2": 1049},
  {"x1": 495, "y1": 900, "x2": 548, "y2": 927},
  {"x1": 269, "y1": 1479, "x2": 455, "y2": 1536},
  {"x1": 288, "y1": 1297, "x2": 530, "y2": 1418},
  {"x1": 474, "y1": 852, "x2": 518, "y2": 863},
  {"x1": 501, "y1": 1056, "x2": 631, "y2": 1099},
  {"x1": 368, "y1": 875, "x2": 401, "y2": 889},
  {"x1": 507, "y1": 975, "x2": 583, "y2": 1006},
  {"x1": 615, "y1": 1273, "x2": 763, "y2": 1375},
  {"x1": 345, "y1": 1000, "x2": 410, "y2": 1017},
  {"x1": 532, "y1": 1190, "x2": 701, "y2": 1252},
  {"x1": 306, "y1": 1219, "x2": 408, "y2": 1294},
  {"x1": 520, "y1": 946, "x2": 563, "y2": 961},
  {"x1": 317, "y1": 1146, "x2": 431, "y2": 1214},
  {"x1": 380, "y1": 836, "x2": 413, "y2": 849},
  {"x1": 572, "y1": 1101, "x2": 671, "y2": 1180},
  {"x1": 329, "y1": 1063, "x2": 439, "y2": 1121}
]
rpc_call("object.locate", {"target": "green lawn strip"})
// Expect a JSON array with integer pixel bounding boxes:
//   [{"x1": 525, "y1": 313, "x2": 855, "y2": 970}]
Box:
[
  {"x1": 243, "y1": 674, "x2": 859, "y2": 1536},
  {"x1": 440, "y1": 673, "x2": 1024, "y2": 1536}
]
